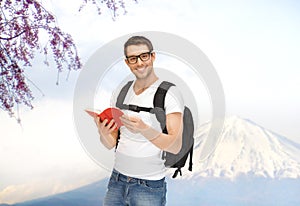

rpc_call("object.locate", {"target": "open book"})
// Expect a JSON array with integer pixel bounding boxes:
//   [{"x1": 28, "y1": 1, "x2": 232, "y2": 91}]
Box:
[{"x1": 85, "y1": 107, "x2": 124, "y2": 129}]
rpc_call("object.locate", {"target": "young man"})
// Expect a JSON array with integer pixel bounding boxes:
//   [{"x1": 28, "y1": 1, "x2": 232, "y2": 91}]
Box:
[{"x1": 94, "y1": 36, "x2": 184, "y2": 206}]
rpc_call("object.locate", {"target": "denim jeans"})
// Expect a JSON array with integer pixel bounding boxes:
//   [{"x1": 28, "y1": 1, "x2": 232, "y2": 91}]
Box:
[{"x1": 103, "y1": 169, "x2": 167, "y2": 206}]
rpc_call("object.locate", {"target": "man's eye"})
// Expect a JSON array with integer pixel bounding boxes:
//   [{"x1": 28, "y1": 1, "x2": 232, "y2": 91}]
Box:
[
  {"x1": 140, "y1": 54, "x2": 149, "y2": 59},
  {"x1": 128, "y1": 57, "x2": 137, "y2": 62}
]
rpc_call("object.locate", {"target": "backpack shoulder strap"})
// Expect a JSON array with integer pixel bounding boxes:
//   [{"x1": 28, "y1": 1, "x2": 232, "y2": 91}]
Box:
[
  {"x1": 153, "y1": 81, "x2": 175, "y2": 134},
  {"x1": 188, "y1": 144, "x2": 193, "y2": 171},
  {"x1": 115, "y1": 80, "x2": 133, "y2": 151},
  {"x1": 153, "y1": 81, "x2": 175, "y2": 109},
  {"x1": 116, "y1": 80, "x2": 134, "y2": 109}
]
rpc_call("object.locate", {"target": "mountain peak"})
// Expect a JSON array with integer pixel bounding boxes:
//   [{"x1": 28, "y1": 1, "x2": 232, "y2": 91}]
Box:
[{"x1": 182, "y1": 115, "x2": 300, "y2": 179}]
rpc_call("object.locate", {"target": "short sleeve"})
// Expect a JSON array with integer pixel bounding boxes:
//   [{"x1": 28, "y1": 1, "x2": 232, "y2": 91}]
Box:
[{"x1": 164, "y1": 86, "x2": 184, "y2": 115}]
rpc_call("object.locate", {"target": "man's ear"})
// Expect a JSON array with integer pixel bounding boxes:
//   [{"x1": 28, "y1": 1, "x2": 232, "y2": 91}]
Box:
[
  {"x1": 124, "y1": 58, "x2": 129, "y2": 66},
  {"x1": 151, "y1": 52, "x2": 156, "y2": 61}
]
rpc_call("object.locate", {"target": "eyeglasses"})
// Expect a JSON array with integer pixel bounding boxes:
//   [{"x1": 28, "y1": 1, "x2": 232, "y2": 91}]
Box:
[{"x1": 126, "y1": 52, "x2": 152, "y2": 64}]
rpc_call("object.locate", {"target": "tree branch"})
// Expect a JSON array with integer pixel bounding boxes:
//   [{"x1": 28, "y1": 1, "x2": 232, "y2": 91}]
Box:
[{"x1": 0, "y1": 30, "x2": 26, "y2": 40}]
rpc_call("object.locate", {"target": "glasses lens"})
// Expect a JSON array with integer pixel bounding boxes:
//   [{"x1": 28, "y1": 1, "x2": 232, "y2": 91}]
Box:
[
  {"x1": 127, "y1": 57, "x2": 137, "y2": 64},
  {"x1": 140, "y1": 53, "x2": 150, "y2": 61}
]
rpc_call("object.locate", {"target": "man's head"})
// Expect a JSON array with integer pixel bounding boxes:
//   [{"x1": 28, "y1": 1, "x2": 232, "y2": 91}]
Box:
[{"x1": 124, "y1": 36, "x2": 156, "y2": 81}]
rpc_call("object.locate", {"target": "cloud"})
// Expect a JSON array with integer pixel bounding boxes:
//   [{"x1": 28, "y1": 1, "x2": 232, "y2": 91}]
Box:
[
  {"x1": 0, "y1": 99, "x2": 109, "y2": 204},
  {"x1": 0, "y1": 167, "x2": 107, "y2": 204}
]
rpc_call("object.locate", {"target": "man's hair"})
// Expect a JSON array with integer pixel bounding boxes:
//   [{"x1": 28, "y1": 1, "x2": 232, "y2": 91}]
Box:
[{"x1": 124, "y1": 36, "x2": 153, "y2": 56}]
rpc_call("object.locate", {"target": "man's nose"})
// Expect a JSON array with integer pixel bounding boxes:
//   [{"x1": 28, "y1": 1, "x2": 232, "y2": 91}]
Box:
[{"x1": 136, "y1": 57, "x2": 144, "y2": 65}]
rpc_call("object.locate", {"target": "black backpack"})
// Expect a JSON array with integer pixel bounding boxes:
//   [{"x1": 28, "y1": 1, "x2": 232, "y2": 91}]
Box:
[{"x1": 116, "y1": 80, "x2": 194, "y2": 178}]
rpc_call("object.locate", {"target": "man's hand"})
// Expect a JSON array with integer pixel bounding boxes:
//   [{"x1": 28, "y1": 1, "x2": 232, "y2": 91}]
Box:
[
  {"x1": 120, "y1": 115, "x2": 149, "y2": 134},
  {"x1": 120, "y1": 115, "x2": 161, "y2": 140},
  {"x1": 94, "y1": 116, "x2": 118, "y2": 149},
  {"x1": 94, "y1": 117, "x2": 117, "y2": 136}
]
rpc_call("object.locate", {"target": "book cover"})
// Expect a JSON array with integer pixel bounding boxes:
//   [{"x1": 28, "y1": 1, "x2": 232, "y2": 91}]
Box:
[{"x1": 85, "y1": 107, "x2": 124, "y2": 129}]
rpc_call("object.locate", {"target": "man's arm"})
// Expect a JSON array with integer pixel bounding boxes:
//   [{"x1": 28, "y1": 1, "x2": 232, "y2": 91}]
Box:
[
  {"x1": 148, "y1": 112, "x2": 183, "y2": 154},
  {"x1": 94, "y1": 117, "x2": 119, "y2": 150},
  {"x1": 120, "y1": 112, "x2": 183, "y2": 154}
]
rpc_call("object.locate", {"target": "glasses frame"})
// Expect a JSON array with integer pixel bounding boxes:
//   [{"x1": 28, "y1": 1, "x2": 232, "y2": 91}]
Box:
[{"x1": 126, "y1": 51, "x2": 153, "y2": 64}]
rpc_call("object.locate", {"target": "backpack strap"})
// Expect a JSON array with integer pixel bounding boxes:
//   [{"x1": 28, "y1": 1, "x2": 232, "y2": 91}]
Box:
[
  {"x1": 153, "y1": 81, "x2": 175, "y2": 111},
  {"x1": 115, "y1": 80, "x2": 133, "y2": 151},
  {"x1": 188, "y1": 143, "x2": 193, "y2": 171},
  {"x1": 115, "y1": 129, "x2": 121, "y2": 151},
  {"x1": 153, "y1": 81, "x2": 175, "y2": 165},
  {"x1": 153, "y1": 81, "x2": 175, "y2": 133},
  {"x1": 116, "y1": 80, "x2": 134, "y2": 109},
  {"x1": 172, "y1": 168, "x2": 182, "y2": 178}
]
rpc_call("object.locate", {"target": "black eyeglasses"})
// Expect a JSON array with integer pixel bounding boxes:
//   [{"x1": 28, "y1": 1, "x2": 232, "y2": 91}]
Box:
[{"x1": 126, "y1": 52, "x2": 152, "y2": 64}]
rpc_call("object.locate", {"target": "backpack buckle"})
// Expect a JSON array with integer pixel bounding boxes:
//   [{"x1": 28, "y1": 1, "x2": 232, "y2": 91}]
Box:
[{"x1": 129, "y1": 104, "x2": 139, "y2": 112}]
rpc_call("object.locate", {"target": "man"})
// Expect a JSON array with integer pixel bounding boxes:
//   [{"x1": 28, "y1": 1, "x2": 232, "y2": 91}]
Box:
[{"x1": 94, "y1": 36, "x2": 184, "y2": 206}]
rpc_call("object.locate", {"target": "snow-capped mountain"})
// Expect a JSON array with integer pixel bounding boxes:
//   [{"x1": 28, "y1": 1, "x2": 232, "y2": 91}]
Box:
[{"x1": 176, "y1": 115, "x2": 300, "y2": 179}]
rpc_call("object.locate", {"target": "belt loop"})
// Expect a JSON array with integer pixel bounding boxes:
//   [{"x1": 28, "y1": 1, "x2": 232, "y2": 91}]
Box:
[
  {"x1": 113, "y1": 169, "x2": 120, "y2": 181},
  {"x1": 116, "y1": 172, "x2": 120, "y2": 182},
  {"x1": 139, "y1": 179, "x2": 145, "y2": 185}
]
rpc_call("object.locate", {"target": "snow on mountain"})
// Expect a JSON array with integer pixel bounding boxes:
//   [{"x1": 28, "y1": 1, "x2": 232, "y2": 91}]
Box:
[{"x1": 175, "y1": 115, "x2": 300, "y2": 179}]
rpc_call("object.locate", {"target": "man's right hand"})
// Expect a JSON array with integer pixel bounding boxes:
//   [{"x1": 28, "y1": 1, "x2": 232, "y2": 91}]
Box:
[
  {"x1": 94, "y1": 117, "x2": 117, "y2": 136},
  {"x1": 94, "y1": 116, "x2": 118, "y2": 149}
]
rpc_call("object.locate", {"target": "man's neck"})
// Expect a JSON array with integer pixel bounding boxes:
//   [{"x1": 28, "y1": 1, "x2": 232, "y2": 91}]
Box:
[{"x1": 134, "y1": 75, "x2": 158, "y2": 95}]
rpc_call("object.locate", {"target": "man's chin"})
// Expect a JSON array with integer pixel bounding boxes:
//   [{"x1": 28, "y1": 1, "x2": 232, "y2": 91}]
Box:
[{"x1": 134, "y1": 71, "x2": 149, "y2": 79}]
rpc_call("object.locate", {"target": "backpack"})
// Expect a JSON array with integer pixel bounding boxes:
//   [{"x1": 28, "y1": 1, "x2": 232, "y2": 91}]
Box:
[{"x1": 116, "y1": 80, "x2": 194, "y2": 178}]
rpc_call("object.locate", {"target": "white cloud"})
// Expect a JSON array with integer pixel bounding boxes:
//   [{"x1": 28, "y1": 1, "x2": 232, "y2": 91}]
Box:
[{"x1": 0, "y1": 99, "x2": 109, "y2": 204}]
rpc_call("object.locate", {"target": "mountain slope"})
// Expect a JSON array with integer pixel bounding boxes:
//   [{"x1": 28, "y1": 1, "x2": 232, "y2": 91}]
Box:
[
  {"x1": 12, "y1": 179, "x2": 107, "y2": 206},
  {"x1": 188, "y1": 116, "x2": 300, "y2": 179}
]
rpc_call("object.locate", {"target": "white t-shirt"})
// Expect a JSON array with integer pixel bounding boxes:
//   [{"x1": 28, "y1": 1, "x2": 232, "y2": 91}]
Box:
[{"x1": 112, "y1": 79, "x2": 184, "y2": 180}]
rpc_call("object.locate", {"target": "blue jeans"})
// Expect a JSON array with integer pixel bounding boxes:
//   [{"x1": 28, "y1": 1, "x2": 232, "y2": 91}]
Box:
[{"x1": 103, "y1": 169, "x2": 167, "y2": 206}]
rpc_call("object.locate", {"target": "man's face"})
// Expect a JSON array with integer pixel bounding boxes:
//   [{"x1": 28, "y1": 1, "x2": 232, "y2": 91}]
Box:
[{"x1": 125, "y1": 44, "x2": 155, "y2": 80}]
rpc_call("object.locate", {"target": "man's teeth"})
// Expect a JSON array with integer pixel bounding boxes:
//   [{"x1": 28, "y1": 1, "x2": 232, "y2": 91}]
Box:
[{"x1": 137, "y1": 67, "x2": 146, "y2": 72}]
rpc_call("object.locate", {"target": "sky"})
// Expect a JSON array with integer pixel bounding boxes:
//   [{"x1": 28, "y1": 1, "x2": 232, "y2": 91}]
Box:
[{"x1": 1, "y1": 0, "x2": 300, "y2": 204}]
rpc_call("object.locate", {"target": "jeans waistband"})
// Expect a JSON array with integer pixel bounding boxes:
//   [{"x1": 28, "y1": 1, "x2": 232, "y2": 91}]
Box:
[{"x1": 112, "y1": 169, "x2": 165, "y2": 184}]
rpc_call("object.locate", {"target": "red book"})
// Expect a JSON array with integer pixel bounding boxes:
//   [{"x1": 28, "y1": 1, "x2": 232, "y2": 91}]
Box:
[{"x1": 85, "y1": 107, "x2": 124, "y2": 129}]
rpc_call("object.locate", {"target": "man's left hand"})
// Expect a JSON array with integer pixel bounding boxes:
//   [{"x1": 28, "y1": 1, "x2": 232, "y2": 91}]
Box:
[{"x1": 120, "y1": 115, "x2": 149, "y2": 134}]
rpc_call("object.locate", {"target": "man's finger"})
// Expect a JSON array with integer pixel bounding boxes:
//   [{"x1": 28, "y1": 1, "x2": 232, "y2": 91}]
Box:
[
  {"x1": 94, "y1": 116, "x2": 100, "y2": 125},
  {"x1": 107, "y1": 119, "x2": 114, "y2": 127},
  {"x1": 122, "y1": 114, "x2": 138, "y2": 121},
  {"x1": 120, "y1": 116, "x2": 131, "y2": 125},
  {"x1": 109, "y1": 123, "x2": 118, "y2": 133}
]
